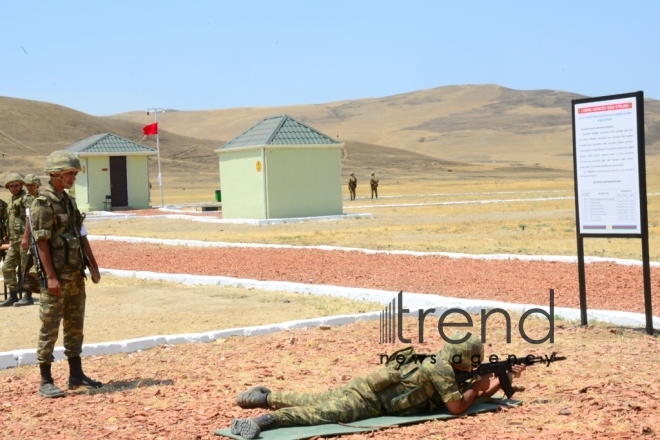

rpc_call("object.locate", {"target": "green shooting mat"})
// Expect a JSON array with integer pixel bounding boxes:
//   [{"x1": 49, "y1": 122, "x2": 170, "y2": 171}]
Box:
[{"x1": 214, "y1": 397, "x2": 521, "y2": 440}]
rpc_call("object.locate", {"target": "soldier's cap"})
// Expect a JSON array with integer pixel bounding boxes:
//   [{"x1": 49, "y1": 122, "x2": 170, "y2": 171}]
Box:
[
  {"x1": 4, "y1": 172, "x2": 25, "y2": 188},
  {"x1": 371, "y1": 172, "x2": 375, "y2": 176},
  {"x1": 439, "y1": 331, "x2": 484, "y2": 371},
  {"x1": 350, "y1": 172, "x2": 355, "y2": 176},
  {"x1": 44, "y1": 150, "x2": 82, "y2": 174},
  {"x1": 24, "y1": 174, "x2": 42, "y2": 186}
]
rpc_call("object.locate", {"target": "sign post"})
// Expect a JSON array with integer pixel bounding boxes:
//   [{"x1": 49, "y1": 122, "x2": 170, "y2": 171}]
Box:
[{"x1": 572, "y1": 91, "x2": 653, "y2": 335}]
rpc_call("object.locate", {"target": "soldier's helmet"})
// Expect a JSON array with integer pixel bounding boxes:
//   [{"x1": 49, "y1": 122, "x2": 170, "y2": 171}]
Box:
[
  {"x1": 44, "y1": 151, "x2": 81, "y2": 175},
  {"x1": 350, "y1": 172, "x2": 355, "y2": 176},
  {"x1": 439, "y1": 331, "x2": 484, "y2": 371},
  {"x1": 371, "y1": 172, "x2": 375, "y2": 176},
  {"x1": 24, "y1": 174, "x2": 42, "y2": 186},
  {"x1": 4, "y1": 172, "x2": 25, "y2": 188}
]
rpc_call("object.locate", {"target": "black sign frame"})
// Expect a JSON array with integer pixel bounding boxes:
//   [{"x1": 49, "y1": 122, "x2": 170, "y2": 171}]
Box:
[{"x1": 571, "y1": 91, "x2": 653, "y2": 335}]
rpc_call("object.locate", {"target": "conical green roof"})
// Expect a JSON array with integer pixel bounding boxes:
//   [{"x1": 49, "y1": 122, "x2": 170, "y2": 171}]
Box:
[
  {"x1": 216, "y1": 115, "x2": 340, "y2": 151},
  {"x1": 65, "y1": 133, "x2": 157, "y2": 155}
]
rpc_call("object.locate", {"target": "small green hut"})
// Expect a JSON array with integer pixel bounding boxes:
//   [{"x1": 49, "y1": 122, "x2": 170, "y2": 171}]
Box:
[
  {"x1": 215, "y1": 115, "x2": 344, "y2": 219},
  {"x1": 64, "y1": 133, "x2": 157, "y2": 212}
]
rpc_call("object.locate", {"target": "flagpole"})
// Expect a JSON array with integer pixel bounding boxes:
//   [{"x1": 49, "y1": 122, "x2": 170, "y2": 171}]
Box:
[{"x1": 147, "y1": 107, "x2": 165, "y2": 207}]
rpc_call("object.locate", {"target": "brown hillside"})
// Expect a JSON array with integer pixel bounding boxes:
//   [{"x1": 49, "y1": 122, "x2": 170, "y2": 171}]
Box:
[
  {"x1": 0, "y1": 96, "x2": 222, "y2": 178},
  {"x1": 109, "y1": 85, "x2": 660, "y2": 170}
]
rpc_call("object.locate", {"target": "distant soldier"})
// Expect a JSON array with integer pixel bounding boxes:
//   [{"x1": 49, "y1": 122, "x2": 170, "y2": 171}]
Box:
[
  {"x1": 14, "y1": 174, "x2": 42, "y2": 306},
  {"x1": 348, "y1": 173, "x2": 357, "y2": 200},
  {"x1": 1, "y1": 173, "x2": 31, "y2": 306},
  {"x1": 369, "y1": 172, "x2": 379, "y2": 199}
]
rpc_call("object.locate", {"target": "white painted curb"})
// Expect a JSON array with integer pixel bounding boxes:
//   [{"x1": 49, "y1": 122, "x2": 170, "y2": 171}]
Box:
[
  {"x1": 84, "y1": 213, "x2": 374, "y2": 225},
  {"x1": 2, "y1": 269, "x2": 656, "y2": 371}
]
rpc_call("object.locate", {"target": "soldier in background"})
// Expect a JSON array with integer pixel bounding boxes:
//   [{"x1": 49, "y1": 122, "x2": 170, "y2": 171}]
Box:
[
  {"x1": 348, "y1": 173, "x2": 357, "y2": 200},
  {"x1": 32, "y1": 151, "x2": 102, "y2": 398},
  {"x1": 370, "y1": 172, "x2": 379, "y2": 199},
  {"x1": 0, "y1": 196, "x2": 7, "y2": 243},
  {"x1": 0, "y1": 173, "x2": 28, "y2": 307},
  {"x1": 14, "y1": 174, "x2": 42, "y2": 306},
  {"x1": 0, "y1": 194, "x2": 8, "y2": 275}
]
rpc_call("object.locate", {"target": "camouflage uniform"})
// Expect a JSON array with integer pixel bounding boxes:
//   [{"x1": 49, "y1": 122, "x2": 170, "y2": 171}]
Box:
[
  {"x1": 0, "y1": 198, "x2": 7, "y2": 241},
  {"x1": 33, "y1": 151, "x2": 102, "y2": 399},
  {"x1": 348, "y1": 173, "x2": 357, "y2": 201},
  {"x1": 2, "y1": 174, "x2": 27, "y2": 295},
  {"x1": 231, "y1": 333, "x2": 485, "y2": 438},
  {"x1": 32, "y1": 182, "x2": 87, "y2": 363},
  {"x1": 369, "y1": 172, "x2": 379, "y2": 199},
  {"x1": 18, "y1": 174, "x2": 42, "y2": 298}
]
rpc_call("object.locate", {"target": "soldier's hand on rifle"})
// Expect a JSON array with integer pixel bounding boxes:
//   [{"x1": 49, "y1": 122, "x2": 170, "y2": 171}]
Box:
[
  {"x1": 47, "y1": 276, "x2": 62, "y2": 296},
  {"x1": 21, "y1": 237, "x2": 29, "y2": 250},
  {"x1": 511, "y1": 364, "x2": 526, "y2": 378}
]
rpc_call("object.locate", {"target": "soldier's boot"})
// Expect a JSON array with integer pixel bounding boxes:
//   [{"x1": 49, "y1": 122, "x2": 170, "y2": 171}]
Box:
[
  {"x1": 230, "y1": 414, "x2": 277, "y2": 439},
  {"x1": 13, "y1": 291, "x2": 34, "y2": 307},
  {"x1": 38, "y1": 364, "x2": 65, "y2": 398},
  {"x1": 236, "y1": 386, "x2": 271, "y2": 408},
  {"x1": 512, "y1": 385, "x2": 526, "y2": 393},
  {"x1": 0, "y1": 291, "x2": 19, "y2": 307},
  {"x1": 67, "y1": 356, "x2": 103, "y2": 389}
]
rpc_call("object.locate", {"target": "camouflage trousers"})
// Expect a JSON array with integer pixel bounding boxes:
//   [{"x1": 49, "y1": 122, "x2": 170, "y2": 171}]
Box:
[
  {"x1": 37, "y1": 273, "x2": 86, "y2": 364},
  {"x1": 1, "y1": 242, "x2": 39, "y2": 292},
  {"x1": 268, "y1": 378, "x2": 383, "y2": 427},
  {"x1": 1, "y1": 241, "x2": 21, "y2": 291},
  {"x1": 370, "y1": 187, "x2": 378, "y2": 198}
]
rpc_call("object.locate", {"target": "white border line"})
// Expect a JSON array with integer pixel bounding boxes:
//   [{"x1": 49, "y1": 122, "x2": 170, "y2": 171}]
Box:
[{"x1": 1, "y1": 269, "x2": 657, "y2": 370}]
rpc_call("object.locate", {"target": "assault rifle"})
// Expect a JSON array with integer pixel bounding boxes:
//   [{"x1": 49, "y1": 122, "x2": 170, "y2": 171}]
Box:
[
  {"x1": 24, "y1": 208, "x2": 48, "y2": 292},
  {"x1": 455, "y1": 353, "x2": 566, "y2": 398}
]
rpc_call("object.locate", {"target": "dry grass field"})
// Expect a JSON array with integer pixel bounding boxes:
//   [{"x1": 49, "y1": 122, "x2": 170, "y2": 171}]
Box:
[{"x1": 87, "y1": 156, "x2": 660, "y2": 261}]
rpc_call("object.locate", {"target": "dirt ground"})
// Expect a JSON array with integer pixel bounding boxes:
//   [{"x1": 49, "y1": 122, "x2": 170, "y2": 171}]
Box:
[
  {"x1": 0, "y1": 313, "x2": 657, "y2": 439},
  {"x1": 0, "y1": 276, "x2": 381, "y2": 353}
]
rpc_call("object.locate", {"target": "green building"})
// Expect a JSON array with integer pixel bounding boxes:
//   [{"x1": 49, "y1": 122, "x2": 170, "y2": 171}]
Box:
[
  {"x1": 64, "y1": 133, "x2": 157, "y2": 212},
  {"x1": 215, "y1": 115, "x2": 344, "y2": 219}
]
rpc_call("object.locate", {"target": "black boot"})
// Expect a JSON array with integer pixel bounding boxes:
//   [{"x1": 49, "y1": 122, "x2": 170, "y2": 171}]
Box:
[
  {"x1": 14, "y1": 291, "x2": 34, "y2": 307},
  {"x1": 38, "y1": 364, "x2": 65, "y2": 398},
  {"x1": 231, "y1": 414, "x2": 277, "y2": 439},
  {"x1": 67, "y1": 356, "x2": 103, "y2": 389},
  {"x1": 236, "y1": 386, "x2": 271, "y2": 408},
  {"x1": 0, "y1": 291, "x2": 18, "y2": 307}
]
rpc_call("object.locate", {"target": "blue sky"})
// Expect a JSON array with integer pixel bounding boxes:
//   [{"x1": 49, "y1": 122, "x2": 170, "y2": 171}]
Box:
[{"x1": 2, "y1": 1, "x2": 658, "y2": 116}]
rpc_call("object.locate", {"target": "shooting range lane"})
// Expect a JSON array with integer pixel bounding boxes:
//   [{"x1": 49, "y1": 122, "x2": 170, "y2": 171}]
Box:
[{"x1": 88, "y1": 239, "x2": 660, "y2": 316}]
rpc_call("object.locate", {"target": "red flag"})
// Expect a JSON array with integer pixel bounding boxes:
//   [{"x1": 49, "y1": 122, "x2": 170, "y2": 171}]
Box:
[{"x1": 143, "y1": 122, "x2": 158, "y2": 136}]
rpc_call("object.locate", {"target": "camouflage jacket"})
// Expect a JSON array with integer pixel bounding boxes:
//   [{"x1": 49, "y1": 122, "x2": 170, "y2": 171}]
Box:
[
  {"x1": 370, "y1": 177, "x2": 379, "y2": 188},
  {"x1": 31, "y1": 183, "x2": 85, "y2": 279},
  {"x1": 366, "y1": 347, "x2": 470, "y2": 416},
  {"x1": 7, "y1": 189, "x2": 29, "y2": 242},
  {"x1": 0, "y1": 199, "x2": 7, "y2": 241},
  {"x1": 348, "y1": 176, "x2": 357, "y2": 189}
]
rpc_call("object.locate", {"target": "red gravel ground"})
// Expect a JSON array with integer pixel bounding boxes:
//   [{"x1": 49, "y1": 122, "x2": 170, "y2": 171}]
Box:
[{"x1": 91, "y1": 241, "x2": 659, "y2": 315}]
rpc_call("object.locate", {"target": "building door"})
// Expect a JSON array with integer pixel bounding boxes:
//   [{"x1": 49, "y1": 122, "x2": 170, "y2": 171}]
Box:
[{"x1": 109, "y1": 156, "x2": 128, "y2": 207}]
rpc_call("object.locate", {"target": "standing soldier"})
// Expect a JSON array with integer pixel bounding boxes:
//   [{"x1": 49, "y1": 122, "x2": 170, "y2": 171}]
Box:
[
  {"x1": 0, "y1": 173, "x2": 28, "y2": 307},
  {"x1": 0, "y1": 195, "x2": 8, "y2": 274},
  {"x1": 14, "y1": 174, "x2": 42, "y2": 306},
  {"x1": 348, "y1": 172, "x2": 357, "y2": 200},
  {"x1": 369, "y1": 172, "x2": 379, "y2": 199},
  {"x1": 32, "y1": 151, "x2": 102, "y2": 398}
]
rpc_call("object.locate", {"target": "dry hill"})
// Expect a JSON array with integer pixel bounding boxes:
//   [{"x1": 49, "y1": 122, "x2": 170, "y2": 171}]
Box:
[
  {"x1": 110, "y1": 85, "x2": 660, "y2": 171},
  {"x1": 0, "y1": 96, "x2": 222, "y2": 180}
]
